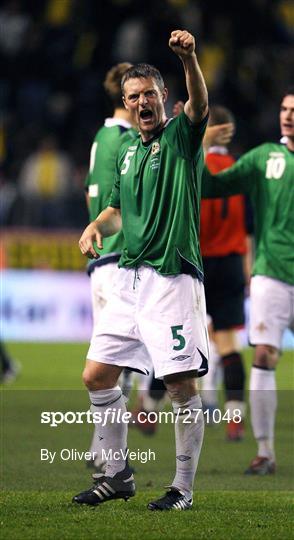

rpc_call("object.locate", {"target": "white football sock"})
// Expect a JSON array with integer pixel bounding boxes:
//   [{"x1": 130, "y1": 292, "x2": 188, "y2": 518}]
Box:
[
  {"x1": 171, "y1": 394, "x2": 204, "y2": 499},
  {"x1": 224, "y1": 400, "x2": 247, "y2": 419},
  {"x1": 201, "y1": 341, "x2": 221, "y2": 408},
  {"x1": 89, "y1": 386, "x2": 128, "y2": 477},
  {"x1": 249, "y1": 367, "x2": 277, "y2": 460},
  {"x1": 89, "y1": 427, "x2": 103, "y2": 463}
]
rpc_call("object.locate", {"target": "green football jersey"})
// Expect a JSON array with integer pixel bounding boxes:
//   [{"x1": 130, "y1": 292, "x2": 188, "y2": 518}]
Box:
[
  {"x1": 109, "y1": 112, "x2": 208, "y2": 277},
  {"x1": 202, "y1": 142, "x2": 294, "y2": 285},
  {"x1": 85, "y1": 119, "x2": 136, "y2": 264}
]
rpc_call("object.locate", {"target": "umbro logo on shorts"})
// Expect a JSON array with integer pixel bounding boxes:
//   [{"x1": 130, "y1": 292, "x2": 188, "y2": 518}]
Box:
[
  {"x1": 171, "y1": 355, "x2": 191, "y2": 362},
  {"x1": 176, "y1": 455, "x2": 191, "y2": 462}
]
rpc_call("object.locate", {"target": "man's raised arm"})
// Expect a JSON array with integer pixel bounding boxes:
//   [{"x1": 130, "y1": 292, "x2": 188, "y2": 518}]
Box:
[
  {"x1": 79, "y1": 206, "x2": 122, "y2": 259},
  {"x1": 169, "y1": 30, "x2": 208, "y2": 124}
]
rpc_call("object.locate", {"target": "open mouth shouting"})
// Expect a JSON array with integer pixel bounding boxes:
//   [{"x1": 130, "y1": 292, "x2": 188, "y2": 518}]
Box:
[{"x1": 139, "y1": 109, "x2": 154, "y2": 125}]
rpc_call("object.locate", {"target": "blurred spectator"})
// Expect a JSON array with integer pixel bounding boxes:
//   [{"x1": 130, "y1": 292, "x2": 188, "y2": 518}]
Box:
[
  {"x1": 0, "y1": 170, "x2": 17, "y2": 226},
  {"x1": 112, "y1": 17, "x2": 147, "y2": 62},
  {"x1": 17, "y1": 135, "x2": 73, "y2": 228},
  {"x1": 0, "y1": 1, "x2": 31, "y2": 57}
]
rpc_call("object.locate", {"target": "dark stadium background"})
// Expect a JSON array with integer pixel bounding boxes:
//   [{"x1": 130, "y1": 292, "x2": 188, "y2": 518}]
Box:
[{"x1": 1, "y1": 0, "x2": 293, "y2": 230}]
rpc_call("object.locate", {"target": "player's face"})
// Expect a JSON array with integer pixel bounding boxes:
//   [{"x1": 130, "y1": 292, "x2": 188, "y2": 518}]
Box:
[
  {"x1": 123, "y1": 77, "x2": 168, "y2": 141},
  {"x1": 280, "y1": 95, "x2": 294, "y2": 139}
]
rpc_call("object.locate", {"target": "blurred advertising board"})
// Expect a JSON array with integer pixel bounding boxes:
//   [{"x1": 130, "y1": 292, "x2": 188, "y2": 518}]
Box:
[
  {"x1": 1, "y1": 270, "x2": 293, "y2": 347},
  {"x1": 1, "y1": 229, "x2": 85, "y2": 271},
  {"x1": 1, "y1": 270, "x2": 92, "y2": 341},
  {"x1": 0, "y1": 231, "x2": 292, "y2": 347}
]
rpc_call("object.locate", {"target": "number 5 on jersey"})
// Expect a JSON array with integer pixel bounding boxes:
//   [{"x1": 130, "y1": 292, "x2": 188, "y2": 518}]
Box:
[{"x1": 121, "y1": 150, "x2": 136, "y2": 175}]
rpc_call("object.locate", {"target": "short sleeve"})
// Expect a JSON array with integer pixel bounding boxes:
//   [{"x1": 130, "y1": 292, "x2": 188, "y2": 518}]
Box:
[
  {"x1": 164, "y1": 112, "x2": 208, "y2": 160},
  {"x1": 108, "y1": 161, "x2": 121, "y2": 208}
]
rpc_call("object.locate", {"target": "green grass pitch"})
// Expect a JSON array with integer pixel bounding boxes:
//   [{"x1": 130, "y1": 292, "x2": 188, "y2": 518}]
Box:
[{"x1": 1, "y1": 343, "x2": 293, "y2": 539}]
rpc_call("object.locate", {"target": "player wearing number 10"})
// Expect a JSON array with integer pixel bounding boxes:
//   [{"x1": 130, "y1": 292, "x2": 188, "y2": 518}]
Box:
[
  {"x1": 75, "y1": 30, "x2": 209, "y2": 511},
  {"x1": 202, "y1": 89, "x2": 294, "y2": 475}
]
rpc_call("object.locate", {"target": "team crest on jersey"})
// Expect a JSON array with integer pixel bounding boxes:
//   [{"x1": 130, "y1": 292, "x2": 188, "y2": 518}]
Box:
[{"x1": 151, "y1": 142, "x2": 160, "y2": 155}]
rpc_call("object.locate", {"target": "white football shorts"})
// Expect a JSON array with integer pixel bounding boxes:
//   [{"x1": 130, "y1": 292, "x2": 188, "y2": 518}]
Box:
[
  {"x1": 87, "y1": 266, "x2": 209, "y2": 379},
  {"x1": 249, "y1": 275, "x2": 294, "y2": 349},
  {"x1": 90, "y1": 263, "x2": 120, "y2": 330}
]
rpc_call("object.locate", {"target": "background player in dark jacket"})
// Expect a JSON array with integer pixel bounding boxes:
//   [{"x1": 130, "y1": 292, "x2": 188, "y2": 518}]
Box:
[
  {"x1": 131, "y1": 111, "x2": 237, "y2": 437},
  {"x1": 200, "y1": 106, "x2": 249, "y2": 441}
]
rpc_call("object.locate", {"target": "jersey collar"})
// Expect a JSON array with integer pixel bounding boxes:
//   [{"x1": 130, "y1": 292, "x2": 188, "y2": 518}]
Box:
[
  {"x1": 141, "y1": 119, "x2": 170, "y2": 147},
  {"x1": 208, "y1": 146, "x2": 228, "y2": 155},
  {"x1": 104, "y1": 118, "x2": 132, "y2": 129}
]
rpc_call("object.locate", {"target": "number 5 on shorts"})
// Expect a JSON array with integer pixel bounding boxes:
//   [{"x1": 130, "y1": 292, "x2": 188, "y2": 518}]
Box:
[{"x1": 171, "y1": 325, "x2": 186, "y2": 351}]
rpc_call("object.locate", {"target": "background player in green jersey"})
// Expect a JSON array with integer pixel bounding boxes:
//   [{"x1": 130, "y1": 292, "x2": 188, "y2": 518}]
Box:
[
  {"x1": 202, "y1": 89, "x2": 294, "y2": 475},
  {"x1": 85, "y1": 62, "x2": 134, "y2": 316},
  {"x1": 75, "y1": 29, "x2": 209, "y2": 511},
  {"x1": 84, "y1": 62, "x2": 137, "y2": 472}
]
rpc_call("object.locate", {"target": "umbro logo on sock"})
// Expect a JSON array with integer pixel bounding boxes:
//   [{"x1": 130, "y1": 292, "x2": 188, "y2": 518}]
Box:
[{"x1": 176, "y1": 455, "x2": 191, "y2": 462}]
